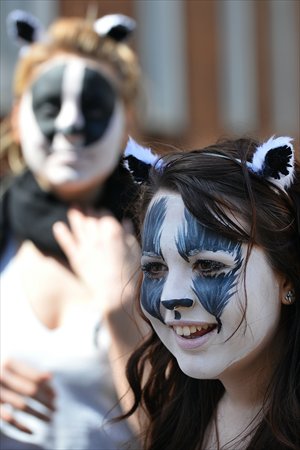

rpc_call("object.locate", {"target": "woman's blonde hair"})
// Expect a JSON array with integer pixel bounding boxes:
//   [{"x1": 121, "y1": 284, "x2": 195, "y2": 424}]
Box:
[{"x1": 0, "y1": 16, "x2": 141, "y2": 175}]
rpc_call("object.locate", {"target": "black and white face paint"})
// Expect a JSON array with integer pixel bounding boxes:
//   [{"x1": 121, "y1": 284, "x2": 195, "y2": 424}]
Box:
[
  {"x1": 141, "y1": 193, "x2": 242, "y2": 327},
  {"x1": 141, "y1": 191, "x2": 283, "y2": 380},
  {"x1": 19, "y1": 56, "x2": 125, "y2": 190}
]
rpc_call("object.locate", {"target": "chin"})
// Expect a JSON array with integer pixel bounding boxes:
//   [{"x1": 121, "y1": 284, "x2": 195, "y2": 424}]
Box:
[
  {"x1": 47, "y1": 169, "x2": 106, "y2": 193},
  {"x1": 176, "y1": 357, "x2": 225, "y2": 380}
]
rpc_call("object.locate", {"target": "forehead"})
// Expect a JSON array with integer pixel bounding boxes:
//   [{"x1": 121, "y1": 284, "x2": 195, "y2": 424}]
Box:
[
  {"x1": 144, "y1": 191, "x2": 185, "y2": 233},
  {"x1": 28, "y1": 56, "x2": 115, "y2": 95},
  {"x1": 143, "y1": 191, "x2": 238, "y2": 255}
]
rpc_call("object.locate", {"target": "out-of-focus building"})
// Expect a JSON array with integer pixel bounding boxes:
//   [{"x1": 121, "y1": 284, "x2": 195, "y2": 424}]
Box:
[{"x1": 1, "y1": 0, "x2": 299, "y2": 149}]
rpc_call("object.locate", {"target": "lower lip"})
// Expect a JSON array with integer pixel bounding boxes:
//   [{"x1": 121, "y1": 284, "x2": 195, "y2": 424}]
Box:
[{"x1": 173, "y1": 328, "x2": 217, "y2": 350}]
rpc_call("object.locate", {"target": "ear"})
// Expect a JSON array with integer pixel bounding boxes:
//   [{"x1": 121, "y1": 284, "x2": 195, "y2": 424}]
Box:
[
  {"x1": 249, "y1": 136, "x2": 295, "y2": 190},
  {"x1": 6, "y1": 9, "x2": 45, "y2": 47},
  {"x1": 94, "y1": 14, "x2": 136, "y2": 42},
  {"x1": 280, "y1": 277, "x2": 295, "y2": 305},
  {"x1": 123, "y1": 136, "x2": 161, "y2": 184}
]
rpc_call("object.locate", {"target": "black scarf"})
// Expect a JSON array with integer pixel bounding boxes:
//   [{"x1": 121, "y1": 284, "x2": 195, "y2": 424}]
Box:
[{"x1": 0, "y1": 163, "x2": 138, "y2": 259}]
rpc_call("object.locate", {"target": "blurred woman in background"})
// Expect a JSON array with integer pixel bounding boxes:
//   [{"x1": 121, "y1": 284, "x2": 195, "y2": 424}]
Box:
[{"x1": 0, "y1": 11, "x2": 143, "y2": 450}]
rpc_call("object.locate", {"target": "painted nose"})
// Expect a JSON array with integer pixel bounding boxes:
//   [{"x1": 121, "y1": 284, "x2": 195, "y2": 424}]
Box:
[
  {"x1": 55, "y1": 101, "x2": 85, "y2": 135},
  {"x1": 161, "y1": 298, "x2": 194, "y2": 310}
]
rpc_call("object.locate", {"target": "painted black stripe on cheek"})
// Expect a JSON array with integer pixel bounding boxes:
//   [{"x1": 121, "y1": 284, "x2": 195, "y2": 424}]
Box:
[
  {"x1": 81, "y1": 68, "x2": 116, "y2": 145},
  {"x1": 141, "y1": 197, "x2": 168, "y2": 322},
  {"x1": 191, "y1": 257, "x2": 242, "y2": 319},
  {"x1": 31, "y1": 64, "x2": 65, "y2": 142},
  {"x1": 141, "y1": 277, "x2": 165, "y2": 323}
]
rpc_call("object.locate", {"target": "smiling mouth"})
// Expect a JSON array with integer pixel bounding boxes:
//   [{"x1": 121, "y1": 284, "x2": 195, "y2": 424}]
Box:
[{"x1": 173, "y1": 324, "x2": 217, "y2": 339}]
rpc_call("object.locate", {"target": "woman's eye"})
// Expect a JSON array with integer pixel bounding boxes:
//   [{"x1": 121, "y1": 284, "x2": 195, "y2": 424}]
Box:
[
  {"x1": 82, "y1": 102, "x2": 107, "y2": 120},
  {"x1": 39, "y1": 103, "x2": 60, "y2": 117},
  {"x1": 141, "y1": 262, "x2": 168, "y2": 279},
  {"x1": 193, "y1": 259, "x2": 226, "y2": 277}
]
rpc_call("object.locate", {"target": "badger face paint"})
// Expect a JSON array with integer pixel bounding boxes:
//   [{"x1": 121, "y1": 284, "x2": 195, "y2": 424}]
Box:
[
  {"x1": 141, "y1": 191, "x2": 283, "y2": 380},
  {"x1": 19, "y1": 55, "x2": 125, "y2": 192}
]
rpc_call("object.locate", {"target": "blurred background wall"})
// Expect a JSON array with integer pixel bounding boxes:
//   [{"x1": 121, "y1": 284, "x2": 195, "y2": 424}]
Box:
[{"x1": 1, "y1": 0, "x2": 299, "y2": 149}]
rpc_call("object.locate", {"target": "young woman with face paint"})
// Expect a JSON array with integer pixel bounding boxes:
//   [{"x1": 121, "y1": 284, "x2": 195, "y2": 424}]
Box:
[
  {"x1": 119, "y1": 137, "x2": 300, "y2": 449},
  {"x1": 0, "y1": 12, "x2": 143, "y2": 450}
]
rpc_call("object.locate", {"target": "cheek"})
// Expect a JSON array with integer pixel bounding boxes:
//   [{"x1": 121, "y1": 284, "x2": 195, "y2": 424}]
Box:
[
  {"x1": 33, "y1": 108, "x2": 56, "y2": 141},
  {"x1": 192, "y1": 271, "x2": 240, "y2": 319},
  {"x1": 19, "y1": 94, "x2": 48, "y2": 142},
  {"x1": 244, "y1": 281, "x2": 281, "y2": 335},
  {"x1": 84, "y1": 116, "x2": 111, "y2": 145},
  {"x1": 141, "y1": 277, "x2": 165, "y2": 323},
  {"x1": 243, "y1": 253, "x2": 282, "y2": 336},
  {"x1": 19, "y1": 95, "x2": 49, "y2": 170}
]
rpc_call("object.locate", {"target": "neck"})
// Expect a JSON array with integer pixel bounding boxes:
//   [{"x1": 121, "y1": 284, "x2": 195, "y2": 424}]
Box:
[
  {"x1": 219, "y1": 334, "x2": 283, "y2": 409},
  {"x1": 36, "y1": 175, "x2": 104, "y2": 205},
  {"x1": 220, "y1": 367, "x2": 266, "y2": 409}
]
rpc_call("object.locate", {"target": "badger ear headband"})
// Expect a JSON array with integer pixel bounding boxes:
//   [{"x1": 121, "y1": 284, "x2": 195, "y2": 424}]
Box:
[
  {"x1": 7, "y1": 9, "x2": 136, "y2": 55},
  {"x1": 123, "y1": 135, "x2": 295, "y2": 192}
]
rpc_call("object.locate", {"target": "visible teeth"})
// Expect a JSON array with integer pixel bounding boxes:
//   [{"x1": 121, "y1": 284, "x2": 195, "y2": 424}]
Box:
[
  {"x1": 173, "y1": 324, "x2": 214, "y2": 336},
  {"x1": 175, "y1": 326, "x2": 183, "y2": 335},
  {"x1": 183, "y1": 326, "x2": 190, "y2": 336}
]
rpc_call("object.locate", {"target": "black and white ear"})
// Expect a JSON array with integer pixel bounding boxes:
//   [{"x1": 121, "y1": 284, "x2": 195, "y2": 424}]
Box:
[
  {"x1": 248, "y1": 136, "x2": 295, "y2": 190},
  {"x1": 123, "y1": 137, "x2": 161, "y2": 184},
  {"x1": 6, "y1": 9, "x2": 45, "y2": 47},
  {"x1": 94, "y1": 14, "x2": 136, "y2": 42}
]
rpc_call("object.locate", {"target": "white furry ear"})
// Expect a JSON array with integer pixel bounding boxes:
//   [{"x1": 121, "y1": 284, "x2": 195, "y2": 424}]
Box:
[
  {"x1": 6, "y1": 9, "x2": 45, "y2": 48},
  {"x1": 123, "y1": 137, "x2": 161, "y2": 184},
  {"x1": 124, "y1": 137, "x2": 159, "y2": 165},
  {"x1": 248, "y1": 136, "x2": 295, "y2": 190},
  {"x1": 94, "y1": 14, "x2": 136, "y2": 42}
]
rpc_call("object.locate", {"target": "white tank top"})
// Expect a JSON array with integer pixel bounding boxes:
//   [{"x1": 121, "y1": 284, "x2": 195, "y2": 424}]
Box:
[{"x1": 0, "y1": 240, "x2": 136, "y2": 450}]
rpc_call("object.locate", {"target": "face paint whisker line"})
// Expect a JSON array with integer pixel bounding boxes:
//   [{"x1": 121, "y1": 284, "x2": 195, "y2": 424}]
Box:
[{"x1": 141, "y1": 196, "x2": 168, "y2": 322}]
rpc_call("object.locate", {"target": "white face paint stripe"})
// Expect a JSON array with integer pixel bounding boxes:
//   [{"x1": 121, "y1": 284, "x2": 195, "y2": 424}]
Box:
[{"x1": 54, "y1": 60, "x2": 85, "y2": 131}]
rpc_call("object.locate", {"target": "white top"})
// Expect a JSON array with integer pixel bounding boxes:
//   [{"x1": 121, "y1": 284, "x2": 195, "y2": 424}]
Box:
[{"x1": 0, "y1": 240, "x2": 136, "y2": 450}]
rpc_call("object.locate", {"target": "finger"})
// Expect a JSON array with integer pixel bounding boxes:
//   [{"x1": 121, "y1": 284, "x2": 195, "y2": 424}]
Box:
[
  {"x1": 67, "y1": 207, "x2": 87, "y2": 240},
  {"x1": 1, "y1": 370, "x2": 55, "y2": 408},
  {"x1": 69, "y1": 210, "x2": 111, "y2": 246},
  {"x1": 85, "y1": 207, "x2": 113, "y2": 219},
  {"x1": 99, "y1": 216, "x2": 124, "y2": 240},
  {"x1": 0, "y1": 407, "x2": 33, "y2": 434},
  {"x1": 53, "y1": 221, "x2": 77, "y2": 261},
  {"x1": 122, "y1": 218, "x2": 135, "y2": 235},
  {"x1": 1, "y1": 359, "x2": 51, "y2": 384},
  {"x1": 126, "y1": 234, "x2": 141, "y2": 259},
  {"x1": 1, "y1": 388, "x2": 53, "y2": 421}
]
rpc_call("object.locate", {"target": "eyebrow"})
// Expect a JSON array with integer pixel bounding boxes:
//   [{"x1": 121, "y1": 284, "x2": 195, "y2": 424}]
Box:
[
  {"x1": 142, "y1": 197, "x2": 167, "y2": 257},
  {"x1": 142, "y1": 251, "x2": 164, "y2": 258},
  {"x1": 176, "y1": 208, "x2": 239, "y2": 262}
]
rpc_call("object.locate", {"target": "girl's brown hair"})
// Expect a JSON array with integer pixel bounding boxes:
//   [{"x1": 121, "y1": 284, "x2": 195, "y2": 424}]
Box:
[{"x1": 124, "y1": 137, "x2": 300, "y2": 449}]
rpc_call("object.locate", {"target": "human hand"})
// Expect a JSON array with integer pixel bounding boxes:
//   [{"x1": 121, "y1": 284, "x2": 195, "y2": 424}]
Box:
[
  {"x1": 0, "y1": 359, "x2": 56, "y2": 434},
  {"x1": 53, "y1": 208, "x2": 141, "y2": 317}
]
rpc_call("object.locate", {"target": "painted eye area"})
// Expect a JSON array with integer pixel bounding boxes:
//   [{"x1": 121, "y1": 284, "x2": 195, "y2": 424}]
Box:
[
  {"x1": 141, "y1": 261, "x2": 168, "y2": 280},
  {"x1": 33, "y1": 98, "x2": 61, "y2": 119},
  {"x1": 193, "y1": 259, "x2": 226, "y2": 277}
]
